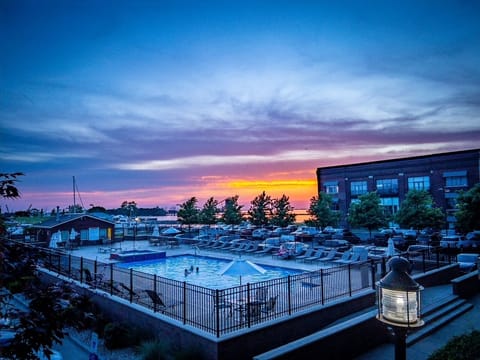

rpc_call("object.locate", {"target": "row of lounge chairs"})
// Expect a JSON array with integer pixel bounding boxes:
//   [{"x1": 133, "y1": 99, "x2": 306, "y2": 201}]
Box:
[
  {"x1": 296, "y1": 247, "x2": 369, "y2": 265},
  {"x1": 195, "y1": 239, "x2": 275, "y2": 256},
  {"x1": 82, "y1": 269, "x2": 183, "y2": 312}
]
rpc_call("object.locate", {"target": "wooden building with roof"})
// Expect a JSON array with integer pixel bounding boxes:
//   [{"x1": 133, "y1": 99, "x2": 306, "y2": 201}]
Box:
[{"x1": 33, "y1": 213, "x2": 115, "y2": 247}]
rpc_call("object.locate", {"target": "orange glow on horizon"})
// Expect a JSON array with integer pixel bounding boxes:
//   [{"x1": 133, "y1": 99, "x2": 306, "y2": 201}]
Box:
[{"x1": 7, "y1": 178, "x2": 319, "y2": 212}]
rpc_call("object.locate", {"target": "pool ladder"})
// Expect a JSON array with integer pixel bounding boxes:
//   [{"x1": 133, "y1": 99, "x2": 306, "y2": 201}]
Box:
[{"x1": 193, "y1": 245, "x2": 200, "y2": 256}]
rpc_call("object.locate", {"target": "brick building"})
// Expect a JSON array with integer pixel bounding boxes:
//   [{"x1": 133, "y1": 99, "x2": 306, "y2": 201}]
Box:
[{"x1": 316, "y1": 149, "x2": 480, "y2": 230}]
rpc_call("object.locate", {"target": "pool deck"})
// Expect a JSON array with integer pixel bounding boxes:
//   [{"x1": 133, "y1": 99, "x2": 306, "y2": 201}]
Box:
[{"x1": 68, "y1": 239, "x2": 331, "y2": 272}]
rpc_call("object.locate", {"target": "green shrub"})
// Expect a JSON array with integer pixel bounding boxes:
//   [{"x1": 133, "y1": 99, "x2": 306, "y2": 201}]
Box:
[
  {"x1": 136, "y1": 340, "x2": 169, "y2": 360},
  {"x1": 103, "y1": 322, "x2": 135, "y2": 350},
  {"x1": 428, "y1": 330, "x2": 480, "y2": 360},
  {"x1": 173, "y1": 346, "x2": 205, "y2": 360}
]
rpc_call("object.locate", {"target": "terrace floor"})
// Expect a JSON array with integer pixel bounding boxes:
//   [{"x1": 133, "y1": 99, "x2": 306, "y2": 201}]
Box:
[{"x1": 67, "y1": 239, "x2": 335, "y2": 272}]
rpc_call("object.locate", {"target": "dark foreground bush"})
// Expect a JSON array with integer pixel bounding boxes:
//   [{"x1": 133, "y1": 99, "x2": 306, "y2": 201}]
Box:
[
  {"x1": 103, "y1": 321, "x2": 139, "y2": 350},
  {"x1": 136, "y1": 340, "x2": 170, "y2": 360},
  {"x1": 428, "y1": 330, "x2": 480, "y2": 360}
]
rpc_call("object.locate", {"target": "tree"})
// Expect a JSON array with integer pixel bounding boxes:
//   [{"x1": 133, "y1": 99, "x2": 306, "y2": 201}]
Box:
[
  {"x1": 248, "y1": 191, "x2": 272, "y2": 227},
  {"x1": 120, "y1": 201, "x2": 138, "y2": 218},
  {"x1": 0, "y1": 173, "x2": 84, "y2": 359},
  {"x1": 455, "y1": 183, "x2": 480, "y2": 233},
  {"x1": 348, "y1": 192, "x2": 387, "y2": 239},
  {"x1": 198, "y1": 197, "x2": 218, "y2": 226},
  {"x1": 221, "y1": 195, "x2": 244, "y2": 227},
  {"x1": 87, "y1": 206, "x2": 107, "y2": 213},
  {"x1": 306, "y1": 192, "x2": 340, "y2": 229},
  {"x1": 394, "y1": 190, "x2": 445, "y2": 230},
  {"x1": 0, "y1": 172, "x2": 24, "y2": 199},
  {"x1": 177, "y1": 197, "x2": 199, "y2": 232},
  {"x1": 270, "y1": 194, "x2": 296, "y2": 227}
]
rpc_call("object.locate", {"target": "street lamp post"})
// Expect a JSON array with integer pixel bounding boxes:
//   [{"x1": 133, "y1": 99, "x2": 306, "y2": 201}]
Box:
[{"x1": 377, "y1": 257, "x2": 424, "y2": 360}]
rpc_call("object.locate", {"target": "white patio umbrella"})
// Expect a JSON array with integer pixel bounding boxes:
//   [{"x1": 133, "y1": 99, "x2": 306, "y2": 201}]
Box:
[
  {"x1": 69, "y1": 228, "x2": 78, "y2": 240},
  {"x1": 49, "y1": 230, "x2": 62, "y2": 248},
  {"x1": 161, "y1": 227, "x2": 181, "y2": 235},
  {"x1": 151, "y1": 225, "x2": 160, "y2": 237},
  {"x1": 386, "y1": 237, "x2": 396, "y2": 257},
  {"x1": 218, "y1": 259, "x2": 266, "y2": 285}
]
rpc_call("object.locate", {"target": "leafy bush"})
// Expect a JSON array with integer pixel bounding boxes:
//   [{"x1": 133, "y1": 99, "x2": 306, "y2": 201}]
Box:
[
  {"x1": 173, "y1": 346, "x2": 206, "y2": 360},
  {"x1": 136, "y1": 340, "x2": 170, "y2": 360},
  {"x1": 428, "y1": 330, "x2": 480, "y2": 360},
  {"x1": 103, "y1": 322, "x2": 135, "y2": 350}
]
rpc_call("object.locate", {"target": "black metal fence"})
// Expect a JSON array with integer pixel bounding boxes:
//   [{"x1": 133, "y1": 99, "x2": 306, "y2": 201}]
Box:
[{"x1": 20, "y1": 242, "x2": 452, "y2": 337}]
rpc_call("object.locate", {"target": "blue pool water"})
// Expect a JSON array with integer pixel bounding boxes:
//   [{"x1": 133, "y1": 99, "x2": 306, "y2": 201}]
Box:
[{"x1": 116, "y1": 254, "x2": 305, "y2": 289}]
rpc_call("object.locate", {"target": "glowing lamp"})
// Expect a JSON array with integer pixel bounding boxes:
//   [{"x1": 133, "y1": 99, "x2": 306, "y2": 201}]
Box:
[{"x1": 376, "y1": 257, "x2": 424, "y2": 360}]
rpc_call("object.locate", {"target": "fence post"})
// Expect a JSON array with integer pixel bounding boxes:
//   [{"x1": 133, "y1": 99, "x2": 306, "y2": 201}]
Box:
[
  {"x1": 288, "y1": 275, "x2": 292, "y2": 315},
  {"x1": 109, "y1": 263, "x2": 114, "y2": 296},
  {"x1": 80, "y1": 257, "x2": 84, "y2": 283},
  {"x1": 153, "y1": 274, "x2": 157, "y2": 312},
  {"x1": 183, "y1": 281, "x2": 187, "y2": 325},
  {"x1": 348, "y1": 264, "x2": 352, "y2": 296},
  {"x1": 214, "y1": 289, "x2": 220, "y2": 338},
  {"x1": 129, "y1": 268, "x2": 134, "y2": 303},
  {"x1": 68, "y1": 254, "x2": 72, "y2": 277},
  {"x1": 246, "y1": 283, "x2": 251, "y2": 327},
  {"x1": 321, "y1": 269, "x2": 325, "y2": 305},
  {"x1": 370, "y1": 260, "x2": 376, "y2": 290},
  {"x1": 422, "y1": 252, "x2": 426, "y2": 273}
]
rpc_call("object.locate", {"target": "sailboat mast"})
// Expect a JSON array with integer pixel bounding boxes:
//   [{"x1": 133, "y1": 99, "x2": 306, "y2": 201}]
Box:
[{"x1": 73, "y1": 176, "x2": 76, "y2": 214}]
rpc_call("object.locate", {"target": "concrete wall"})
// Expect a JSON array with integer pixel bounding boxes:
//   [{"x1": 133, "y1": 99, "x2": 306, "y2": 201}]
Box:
[
  {"x1": 452, "y1": 270, "x2": 480, "y2": 298},
  {"x1": 39, "y1": 270, "x2": 375, "y2": 360},
  {"x1": 40, "y1": 263, "x2": 469, "y2": 360},
  {"x1": 217, "y1": 290, "x2": 375, "y2": 360}
]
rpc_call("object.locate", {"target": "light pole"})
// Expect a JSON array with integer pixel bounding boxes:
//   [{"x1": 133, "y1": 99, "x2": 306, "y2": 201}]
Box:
[{"x1": 377, "y1": 257, "x2": 424, "y2": 360}]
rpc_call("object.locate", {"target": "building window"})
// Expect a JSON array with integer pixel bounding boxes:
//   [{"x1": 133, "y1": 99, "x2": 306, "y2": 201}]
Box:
[
  {"x1": 408, "y1": 176, "x2": 430, "y2": 191},
  {"x1": 376, "y1": 179, "x2": 398, "y2": 194},
  {"x1": 325, "y1": 185, "x2": 339, "y2": 194},
  {"x1": 445, "y1": 176, "x2": 467, "y2": 187},
  {"x1": 350, "y1": 181, "x2": 368, "y2": 196},
  {"x1": 323, "y1": 181, "x2": 339, "y2": 194},
  {"x1": 380, "y1": 197, "x2": 400, "y2": 216}
]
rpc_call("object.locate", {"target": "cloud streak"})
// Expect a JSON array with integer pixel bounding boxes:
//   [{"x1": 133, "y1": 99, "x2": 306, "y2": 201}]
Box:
[{"x1": 1, "y1": 1, "x2": 479, "y2": 211}]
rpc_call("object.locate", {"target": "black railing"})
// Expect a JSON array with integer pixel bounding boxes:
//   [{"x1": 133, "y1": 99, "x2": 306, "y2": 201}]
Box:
[{"x1": 15, "y1": 241, "x2": 451, "y2": 337}]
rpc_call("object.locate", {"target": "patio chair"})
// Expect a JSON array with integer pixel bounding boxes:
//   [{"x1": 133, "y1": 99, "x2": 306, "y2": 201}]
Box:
[
  {"x1": 295, "y1": 248, "x2": 315, "y2": 261},
  {"x1": 244, "y1": 243, "x2": 261, "y2": 254},
  {"x1": 83, "y1": 268, "x2": 104, "y2": 288},
  {"x1": 334, "y1": 250, "x2": 358, "y2": 264},
  {"x1": 219, "y1": 241, "x2": 238, "y2": 252},
  {"x1": 230, "y1": 242, "x2": 248, "y2": 253},
  {"x1": 261, "y1": 295, "x2": 278, "y2": 316},
  {"x1": 304, "y1": 250, "x2": 326, "y2": 263},
  {"x1": 211, "y1": 290, "x2": 232, "y2": 316},
  {"x1": 254, "y1": 287, "x2": 268, "y2": 303},
  {"x1": 119, "y1": 282, "x2": 140, "y2": 300},
  {"x1": 314, "y1": 249, "x2": 338, "y2": 264},
  {"x1": 145, "y1": 289, "x2": 183, "y2": 313},
  {"x1": 253, "y1": 246, "x2": 274, "y2": 256},
  {"x1": 332, "y1": 250, "x2": 352, "y2": 264}
]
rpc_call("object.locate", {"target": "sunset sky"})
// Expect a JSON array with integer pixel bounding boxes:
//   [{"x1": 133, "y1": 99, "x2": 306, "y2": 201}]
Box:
[{"x1": 1, "y1": 1, "x2": 479, "y2": 212}]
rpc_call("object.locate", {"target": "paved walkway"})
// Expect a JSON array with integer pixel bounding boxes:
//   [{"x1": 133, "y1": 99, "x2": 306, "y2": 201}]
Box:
[{"x1": 355, "y1": 283, "x2": 480, "y2": 360}]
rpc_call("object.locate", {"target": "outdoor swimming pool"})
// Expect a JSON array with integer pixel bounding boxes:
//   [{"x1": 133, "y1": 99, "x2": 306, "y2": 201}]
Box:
[{"x1": 116, "y1": 254, "x2": 305, "y2": 289}]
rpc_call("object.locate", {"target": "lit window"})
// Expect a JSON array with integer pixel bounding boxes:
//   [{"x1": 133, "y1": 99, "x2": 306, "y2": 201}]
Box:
[
  {"x1": 445, "y1": 176, "x2": 467, "y2": 187},
  {"x1": 376, "y1": 179, "x2": 398, "y2": 194},
  {"x1": 351, "y1": 181, "x2": 368, "y2": 196},
  {"x1": 408, "y1": 176, "x2": 430, "y2": 191},
  {"x1": 325, "y1": 185, "x2": 339, "y2": 194}
]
